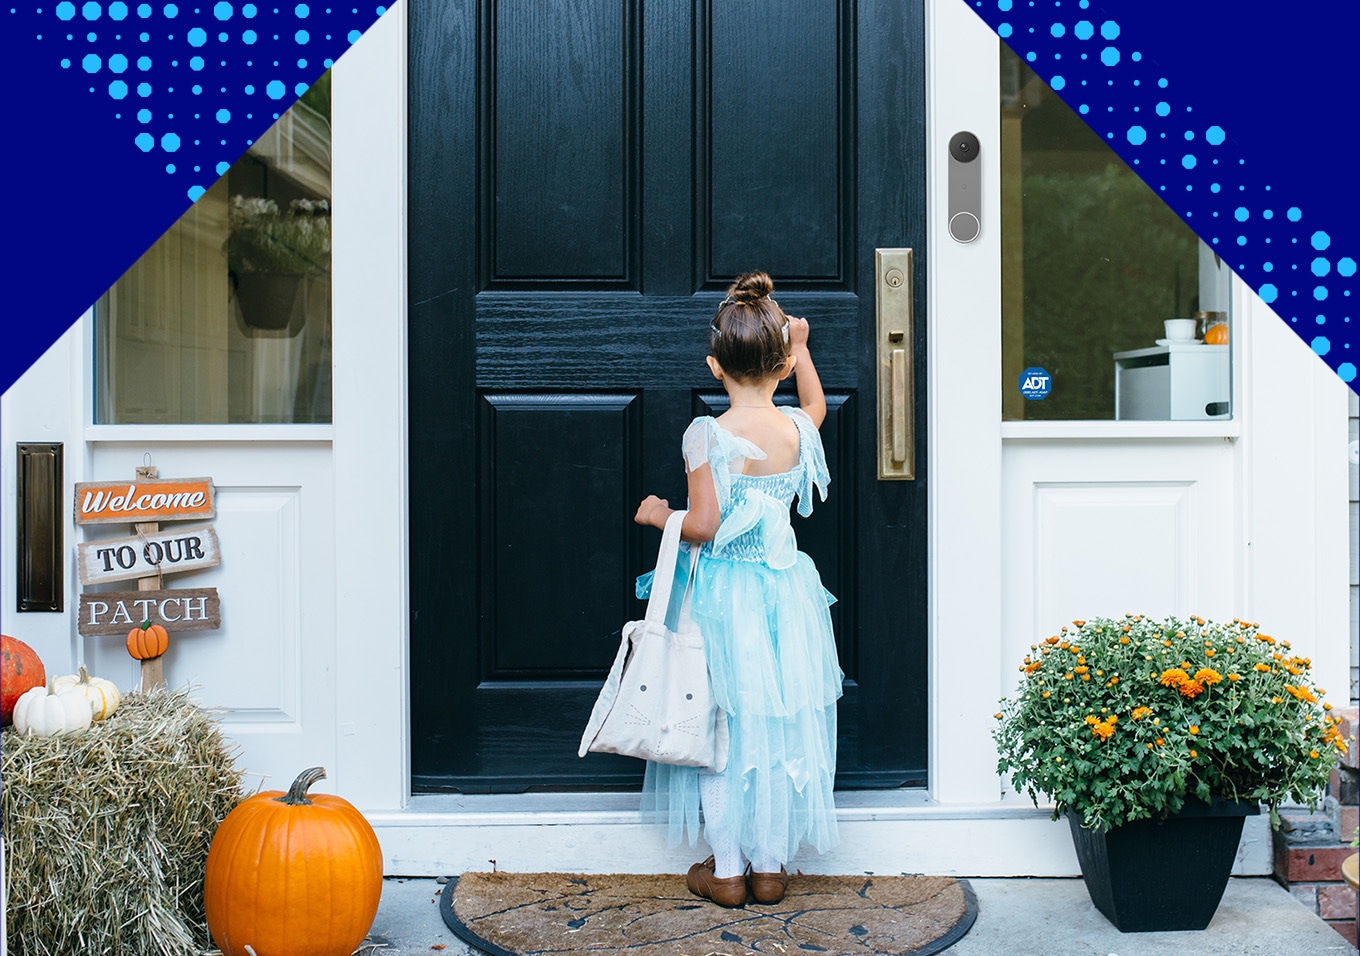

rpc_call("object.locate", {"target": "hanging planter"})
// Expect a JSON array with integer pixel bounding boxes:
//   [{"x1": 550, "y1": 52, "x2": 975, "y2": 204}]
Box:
[
  {"x1": 232, "y1": 271, "x2": 303, "y2": 331},
  {"x1": 1067, "y1": 796, "x2": 1258, "y2": 932}
]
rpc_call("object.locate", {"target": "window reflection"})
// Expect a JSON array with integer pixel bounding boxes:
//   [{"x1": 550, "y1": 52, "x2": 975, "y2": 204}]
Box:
[
  {"x1": 97, "y1": 73, "x2": 332, "y2": 424},
  {"x1": 1000, "y1": 48, "x2": 1231, "y2": 421}
]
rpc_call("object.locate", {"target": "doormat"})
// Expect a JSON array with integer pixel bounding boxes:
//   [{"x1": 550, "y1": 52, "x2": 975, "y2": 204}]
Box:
[{"x1": 439, "y1": 870, "x2": 978, "y2": 956}]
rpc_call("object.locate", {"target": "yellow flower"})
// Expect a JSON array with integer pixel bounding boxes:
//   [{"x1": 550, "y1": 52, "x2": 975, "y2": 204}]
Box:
[{"x1": 1272, "y1": 696, "x2": 1284, "y2": 704}]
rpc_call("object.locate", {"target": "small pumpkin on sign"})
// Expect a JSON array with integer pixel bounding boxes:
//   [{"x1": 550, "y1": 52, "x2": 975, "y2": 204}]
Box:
[
  {"x1": 204, "y1": 767, "x2": 383, "y2": 956},
  {"x1": 126, "y1": 621, "x2": 169, "y2": 661},
  {"x1": 13, "y1": 683, "x2": 94, "y2": 736},
  {"x1": 52, "y1": 665, "x2": 121, "y2": 721}
]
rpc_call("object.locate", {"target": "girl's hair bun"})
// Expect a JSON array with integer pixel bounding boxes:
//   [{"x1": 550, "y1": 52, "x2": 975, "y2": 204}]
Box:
[
  {"x1": 710, "y1": 270, "x2": 789, "y2": 382},
  {"x1": 728, "y1": 271, "x2": 774, "y2": 305}
]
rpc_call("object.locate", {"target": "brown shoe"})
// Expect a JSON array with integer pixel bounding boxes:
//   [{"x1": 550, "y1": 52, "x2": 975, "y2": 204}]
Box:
[
  {"x1": 748, "y1": 866, "x2": 790, "y2": 904},
  {"x1": 686, "y1": 856, "x2": 748, "y2": 907}
]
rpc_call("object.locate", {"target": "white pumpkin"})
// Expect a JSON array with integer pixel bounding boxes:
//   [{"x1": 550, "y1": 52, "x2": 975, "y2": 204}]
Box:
[
  {"x1": 51, "y1": 665, "x2": 121, "y2": 721},
  {"x1": 13, "y1": 684, "x2": 93, "y2": 736}
]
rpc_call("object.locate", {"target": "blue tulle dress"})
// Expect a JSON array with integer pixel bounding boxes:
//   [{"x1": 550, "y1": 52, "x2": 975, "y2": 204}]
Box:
[{"x1": 638, "y1": 407, "x2": 844, "y2": 865}]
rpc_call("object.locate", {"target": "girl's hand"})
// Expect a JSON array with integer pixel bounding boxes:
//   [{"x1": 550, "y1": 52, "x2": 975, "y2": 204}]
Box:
[
  {"x1": 788, "y1": 316, "x2": 811, "y2": 352},
  {"x1": 634, "y1": 495, "x2": 672, "y2": 529}
]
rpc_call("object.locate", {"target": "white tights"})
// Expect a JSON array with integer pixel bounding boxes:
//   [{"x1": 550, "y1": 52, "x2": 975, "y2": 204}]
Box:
[{"x1": 699, "y1": 771, "x2": 781, "y2": 878}]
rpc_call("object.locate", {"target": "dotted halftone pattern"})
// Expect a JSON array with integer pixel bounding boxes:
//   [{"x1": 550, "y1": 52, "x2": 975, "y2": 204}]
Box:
[
  {"x1": 974, "y1": 0, "x2": 1356, "y2": 387},
  {"x1": 9, "y1": 0, "x2": 382, "y2": 202}
]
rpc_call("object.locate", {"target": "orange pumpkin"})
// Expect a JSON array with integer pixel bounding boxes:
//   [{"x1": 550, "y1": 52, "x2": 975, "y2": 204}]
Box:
[
  {"x1": 2, "y1": 634, "x2": 47, "y2": 725},
  {"x1": 204, "y1": 767, "x2": 383, "y2": 956},
  {"x1": 1204, "y1": 322, "x2": 1229, "y2": 345},
  {"x1": 126, "y1": 621, "x2": 169, "y2": 660}
]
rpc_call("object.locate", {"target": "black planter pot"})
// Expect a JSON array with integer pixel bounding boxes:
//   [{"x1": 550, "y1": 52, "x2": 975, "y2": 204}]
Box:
[
  {"x1": 233, "y1": 271, "x2": 303, "y2": 331},
  {"x1": 1067, "y1": 797, "x2": 1260, "y2": 932}
]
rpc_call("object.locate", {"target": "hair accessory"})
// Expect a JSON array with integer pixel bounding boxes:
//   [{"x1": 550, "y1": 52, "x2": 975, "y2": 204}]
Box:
[{"x1": 781, "y1": 320, "x2": 790, "y2": 345}]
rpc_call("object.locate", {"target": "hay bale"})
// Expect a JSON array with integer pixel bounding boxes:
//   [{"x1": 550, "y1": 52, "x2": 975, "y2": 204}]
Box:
[{"x1": 2, "y1": 688, "x2": 244, "y2": 956}]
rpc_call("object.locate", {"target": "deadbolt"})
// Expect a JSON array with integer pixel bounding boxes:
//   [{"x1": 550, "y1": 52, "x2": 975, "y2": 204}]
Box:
[{"x1": 886, "y1": 268, "x2": 904, "y2": 288}]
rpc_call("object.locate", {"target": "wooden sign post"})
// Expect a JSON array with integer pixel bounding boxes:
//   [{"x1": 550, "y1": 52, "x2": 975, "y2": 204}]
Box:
[{"x1": 76, "y1": 465, "x2": 222, "y2": 691}]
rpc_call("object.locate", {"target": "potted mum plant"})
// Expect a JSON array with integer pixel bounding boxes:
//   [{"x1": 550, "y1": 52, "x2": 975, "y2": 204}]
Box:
[
  {"x1": 227, "y1": 195, "x2": 330, "y2": 331},
  {"x1": 994, "y1": 614, "x2": 1345, "y2": 933}
]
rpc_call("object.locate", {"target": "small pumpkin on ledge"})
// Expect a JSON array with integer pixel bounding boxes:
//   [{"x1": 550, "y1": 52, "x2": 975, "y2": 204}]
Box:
[
  {"x1": 52, "y1": 665, "x2": 121, "y2": 721},
  {"x1": 12, "y1": 683, "x2": 93, "y2": 737}
]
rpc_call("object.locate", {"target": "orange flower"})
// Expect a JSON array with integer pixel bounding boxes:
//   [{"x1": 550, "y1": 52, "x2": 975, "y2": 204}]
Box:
[
  {"x1": 1072, "y1": 620, "x2": 1085, "y2": 627},
  {"x1": 1178, "y1": 679, "x2": 1205, "y2": 699},
  {"x1": 1194, "y1": 668, "x2": 1223, "y2": 685},
  {"x1": 1204, "y1": 649, "x2": 1216, "y2": 657},
  {"x1": 1188, "y1": 725, "x2": 1200, "y2": 735},
  {"x1": 1121, "y1": 625, "x2": 1131, "y2": 633},
  {"x1": 1272, "y1": 696, "x2": 1284, "y2": 704},
  {"x1": 1227, "y1": 673, "x2": 1241, "y2": 682},
  {"x1": 1041, "y1": 690, "x2": 1051, "y2": 698},
  {"x1": 1285, "y1": 684, "x2": 1319, "y2": 704},
  {"x1": 994, "y1": 713, "x2": 1004, "y2": 719},
  {"x1": 1091, "y1": 719, "x2": 1116, "y2": 742},
  {"x1": 1155, "y1": 738, "x2": 1165, "y2": 746},
  {"x1": 1160, "y1": 668, "x2": 1189, "y2": 688},
  {"x1": 1045, "y1": 636, "x2": 1060, "y2": 645},
  {"x1": 1189, "y1": 749, "x2": 1198, "y2": 758},
  {"x1": 1082, "y1": 674, "x2": 1092, "y2": 681},
  {"x1": 1310, "y1": 750, "x2": 1320, "y2": 759},
  {"x1": 1254, "y1": 663, "x2": 1272, "y2": 673},
  {"x1": 1131, "y1": 706, "x2": 1152, "y2": 721},
  {"x1": 1119, "y1": 636, "x2": 1131, "y2": 645},
  {"x1": 1107, "y1": 677, "x2": 1120, "y2": 687},
  {"x1": 1074, "y1": 666, "x2": 1089, "y2": 675}
]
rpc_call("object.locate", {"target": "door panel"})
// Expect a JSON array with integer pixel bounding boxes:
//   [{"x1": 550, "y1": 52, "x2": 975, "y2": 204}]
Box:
[{"x1": 409, "y1": 0, "x2": 927, "y2": 792}]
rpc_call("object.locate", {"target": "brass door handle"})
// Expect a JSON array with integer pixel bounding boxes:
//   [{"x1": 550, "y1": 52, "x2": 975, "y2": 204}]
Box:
[{"x1": 876, "y1": 249, "x2": 915, "y2": 479}]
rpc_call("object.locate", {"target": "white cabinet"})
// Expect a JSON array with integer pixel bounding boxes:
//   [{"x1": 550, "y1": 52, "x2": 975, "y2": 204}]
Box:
[{"x1": 1114, "y1": 343, "x2": 1230, "y2": 420}]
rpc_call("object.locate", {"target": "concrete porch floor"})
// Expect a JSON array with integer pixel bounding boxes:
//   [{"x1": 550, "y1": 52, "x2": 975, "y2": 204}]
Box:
[{"x1": 366, "y1": 875, "x2": 1352, "y2": 955}]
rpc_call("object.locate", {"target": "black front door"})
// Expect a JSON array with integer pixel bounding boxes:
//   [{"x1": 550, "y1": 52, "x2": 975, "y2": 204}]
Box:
[{"x1": 408, "y1": 0, "x2": 927, "y2": 792}]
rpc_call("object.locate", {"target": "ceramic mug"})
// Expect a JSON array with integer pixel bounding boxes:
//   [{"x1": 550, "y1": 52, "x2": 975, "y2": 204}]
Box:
[{"x1": 1163, "y1": 319, "x2": 1197, "y2": 342}]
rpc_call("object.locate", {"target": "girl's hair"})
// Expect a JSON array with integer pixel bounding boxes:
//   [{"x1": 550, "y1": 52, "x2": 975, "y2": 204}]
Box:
[{"x1": 709, "y1": 271, "x2": 790, "y2": 381}]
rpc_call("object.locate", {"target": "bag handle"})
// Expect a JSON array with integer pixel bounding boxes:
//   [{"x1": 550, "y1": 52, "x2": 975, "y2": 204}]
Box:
[{"x1": 644, "y1": 510, "x2": 699, "y2": 627}]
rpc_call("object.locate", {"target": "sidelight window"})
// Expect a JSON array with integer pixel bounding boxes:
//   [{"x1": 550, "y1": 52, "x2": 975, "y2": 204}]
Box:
[
  {"x1": 95, "y1": 74, "x2": 332, "y2": 425},
  {"x1": 999, "y1": 46, "x2": 1232, "y2": 423}
]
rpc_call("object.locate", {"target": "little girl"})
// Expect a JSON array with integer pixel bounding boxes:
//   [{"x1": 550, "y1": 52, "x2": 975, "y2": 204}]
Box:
[{"x1": 634, "y1": 271, "x2": 843, "y2": 907}]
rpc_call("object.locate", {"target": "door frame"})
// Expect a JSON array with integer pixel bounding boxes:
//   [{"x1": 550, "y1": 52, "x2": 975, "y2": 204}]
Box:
[{"x1": 327, "y1": 0, "x2": 1038, "y2": 869}]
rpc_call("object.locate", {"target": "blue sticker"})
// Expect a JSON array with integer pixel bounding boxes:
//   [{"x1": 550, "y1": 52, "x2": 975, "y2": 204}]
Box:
[{"x1": 1019, "y1": 367, "x2": 1053, "y2": 400}]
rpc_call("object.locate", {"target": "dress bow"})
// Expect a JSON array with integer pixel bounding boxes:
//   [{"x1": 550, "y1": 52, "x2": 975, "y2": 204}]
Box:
[{"x1": 712, "y1": 489, "x2": 798, "y2": 570}]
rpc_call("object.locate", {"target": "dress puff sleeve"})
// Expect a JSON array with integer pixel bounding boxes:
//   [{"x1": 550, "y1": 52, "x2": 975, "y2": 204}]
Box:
[
  {"x1": 682, "y1": 416, "x2": 764, "y2": 507},
  {"x1": 779, "y1": 406, "x2": 830, "y2": 517}
]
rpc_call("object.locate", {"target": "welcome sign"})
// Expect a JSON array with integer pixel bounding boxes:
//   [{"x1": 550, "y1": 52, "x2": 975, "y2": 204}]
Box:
[{"x1": 74, "y1": 478, "x2": 216, "y2": 526}]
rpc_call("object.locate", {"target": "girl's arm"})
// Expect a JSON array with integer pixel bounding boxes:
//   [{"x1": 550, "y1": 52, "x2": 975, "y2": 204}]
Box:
[
  {"x1": 787, "y1": 317, "x2": 826, "y2": 427},
  {"x1": 634, "y1": 463, "x2": 721, "y2": 543}
]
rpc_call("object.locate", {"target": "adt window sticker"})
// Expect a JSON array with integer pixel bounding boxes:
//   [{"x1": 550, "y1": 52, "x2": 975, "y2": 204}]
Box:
[{"x1": 1019, "y1": 367, "x2": 1052, "y2": 401}]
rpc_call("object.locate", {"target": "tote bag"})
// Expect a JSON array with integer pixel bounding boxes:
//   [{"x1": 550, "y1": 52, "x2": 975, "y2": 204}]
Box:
[{"x1": 578, "y1": 510, "x2": 728, "y2": 772}]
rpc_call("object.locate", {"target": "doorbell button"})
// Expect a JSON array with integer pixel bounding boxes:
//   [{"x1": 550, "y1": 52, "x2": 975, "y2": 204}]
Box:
[
  {"x1": 948, "y1": 211, "x2": 980, "y2": 244},
  {"x1": 947, "y1": 130, "x2": 982, "y2": 243}
]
